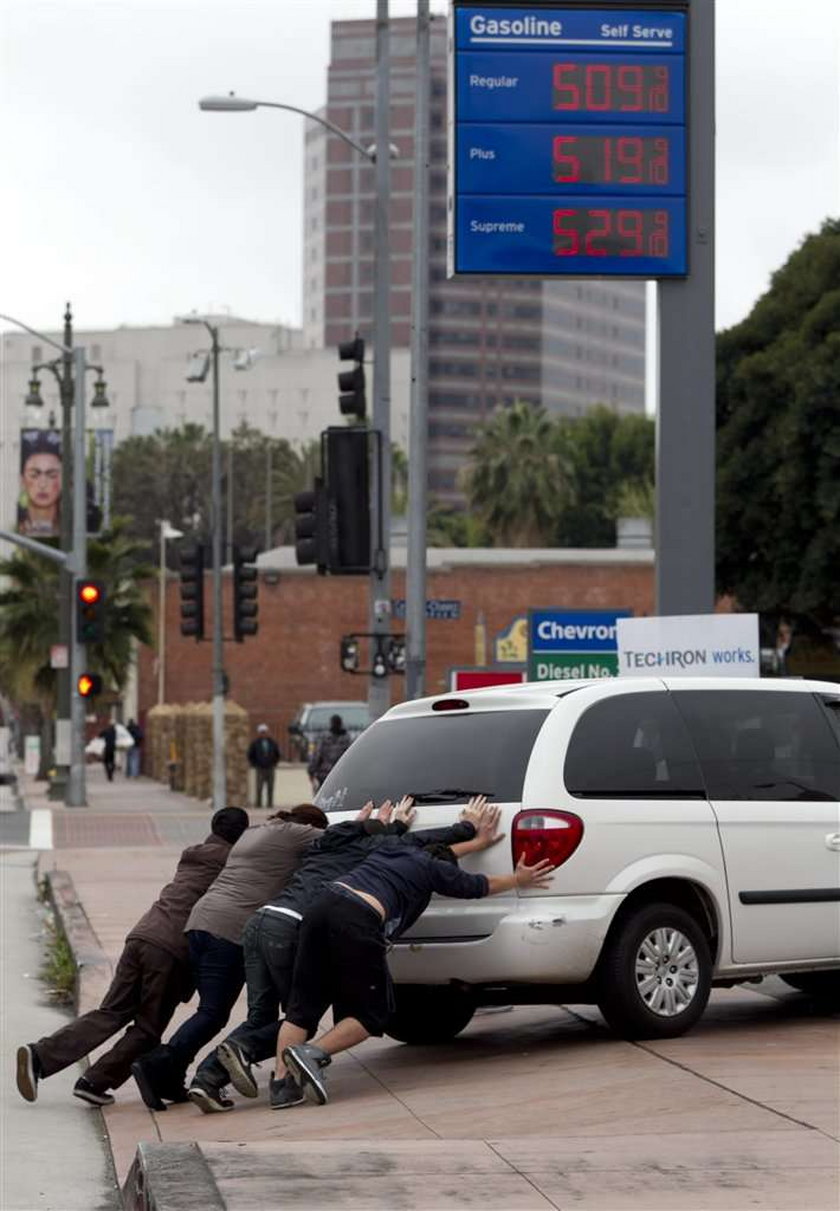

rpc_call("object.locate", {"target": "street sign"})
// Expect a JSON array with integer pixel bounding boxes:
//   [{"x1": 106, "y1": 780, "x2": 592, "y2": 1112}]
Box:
[
  {"x1": 392, "y1": 598, "x2": 462, "y2": 621},
  {"x1": 449, "y1": 3, "x2": 688, "y2": 276},
  {"x1": 528, "y1": 608, "x2": 631, "y2": 680},
  {"x1": 50, "y1": 644, "x2": 69, "y2": 670}
]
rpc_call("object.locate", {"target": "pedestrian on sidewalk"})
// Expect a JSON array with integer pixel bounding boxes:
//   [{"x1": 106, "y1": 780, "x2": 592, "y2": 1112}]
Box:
[
  {"x1": 247, "y1": 723, "x2": 282, "y2": 808},
  {"x1": 99, "y1": 721, "x2": 117, "y2": 782},
  {"x1": 270, "y1": 832, "x2": 554, "y2": 1109},
  {"x1": 307, "y1": 714, "x2": 351, "y2": 792},
  {"x1": 125, "y1": 719, "x2": 143, "y2": 778},
  {"x1": 131, "y1": 803, "x2": 327, "y2": 1110},
  {"x1": 189, "y1": 795, "x2": 502, "y2": 1112},
  {"x1": 15, "y1": 807, "x2": 249, "y2": 1108}
]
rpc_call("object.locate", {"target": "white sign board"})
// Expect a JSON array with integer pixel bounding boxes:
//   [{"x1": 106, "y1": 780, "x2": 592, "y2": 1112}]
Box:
[
  {"x1": 617, "y1": 614, "x2": 760, "y2": 678},
  {"x1": 50, "y1": 644, "x2": 69, "y2": 670},
  {"x1": 24, "y1": 735, "x2": 41, "y2": 776}
]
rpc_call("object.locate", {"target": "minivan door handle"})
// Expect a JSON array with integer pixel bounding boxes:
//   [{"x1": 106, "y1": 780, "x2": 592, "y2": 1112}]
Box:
[{"x1": 825, "y1": 833, "x2": 840, "y2": 851}]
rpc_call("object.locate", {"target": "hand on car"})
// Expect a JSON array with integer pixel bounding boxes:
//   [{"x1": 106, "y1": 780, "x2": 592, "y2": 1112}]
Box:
[
  {"x1": 393, "y1": 795, "x2": 415, "y2": 827},
  {"x1": 474, "y1": 803, "x2": 504, "y2": 850},
  {"x1": 513, "y1": 856, "x2": 555, "y2": 890},
  {"x1": 376, "y1": 799, "x2": 394, "y2": 823},
  {"x1": 459, "y1": 794, "x2": 489, "y2": 826},
  {"x1": 355, "y1": 800, "x2": 375, "y2": 821}
]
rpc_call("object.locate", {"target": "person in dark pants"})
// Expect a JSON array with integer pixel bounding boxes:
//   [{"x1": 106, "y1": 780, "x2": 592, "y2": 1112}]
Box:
[
  {"x1": 247, "y1": 723, "x2": 281, "y2": 808},
  {"x1": 190, "y1": 796, "x2": 503, "y2": 1112},
  {"x1": 131, "y1": 803, "x2": 326, "y2": 1110},
  {"x1": 15, "y1": 807, "x2": 249, "y2": 1108},
  {"x1": 99, "y1": 721, "x2": 117, "y2": 782},
  {"x1": 272, "y1": 832, "x2": 554, "y2": 1109},
  {"x1": 126, "y1": 718, "x2": 143, "y2": 777}
]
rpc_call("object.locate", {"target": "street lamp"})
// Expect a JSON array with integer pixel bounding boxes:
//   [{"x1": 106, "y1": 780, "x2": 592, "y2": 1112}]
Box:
[
  {"x1": 198, "y1": 4, "x2": 396, "y2": 724},
  {"x1": 157, "y1": 521, "x2": 183, "y2": 705}
]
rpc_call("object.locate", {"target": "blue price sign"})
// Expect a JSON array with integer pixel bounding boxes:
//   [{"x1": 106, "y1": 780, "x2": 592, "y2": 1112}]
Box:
[{"x1": 449, "y1": 4, "x2": 688, "y2": 278}]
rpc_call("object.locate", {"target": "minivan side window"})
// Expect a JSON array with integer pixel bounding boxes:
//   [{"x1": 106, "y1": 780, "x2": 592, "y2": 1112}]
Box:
[
  {"x1": 674, "y1": 691, "x2": 840, "y2": 801},
  {"x1": 564, "y1": 692, "x2": 705, "y2": 798}
]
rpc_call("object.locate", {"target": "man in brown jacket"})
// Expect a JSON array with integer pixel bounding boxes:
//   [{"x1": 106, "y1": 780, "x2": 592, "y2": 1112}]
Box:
[
  {"x1": 15, "y1": 807, "x2": 249, "y2": 1108},
  {"x1": 131, "y1": 803, "x2": 326, "y2": 1109}
]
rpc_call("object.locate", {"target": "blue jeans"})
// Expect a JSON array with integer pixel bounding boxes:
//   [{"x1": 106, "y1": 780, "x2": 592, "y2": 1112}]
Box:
[
  {"x1": 165, "y1": 930, "x2": 244, "y2": 1079},
  {"x1": 126, "y1": 747, "x2": 141, "y2": 777}
]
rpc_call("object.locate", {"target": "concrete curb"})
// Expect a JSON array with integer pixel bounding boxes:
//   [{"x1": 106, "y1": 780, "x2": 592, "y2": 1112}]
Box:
[
  {"x1": 122, "y1": 1142, "x2": 225, "y2": 1211},
  {"x1": 40, "y1": 866, "x2": 113, "y2": 1014}
]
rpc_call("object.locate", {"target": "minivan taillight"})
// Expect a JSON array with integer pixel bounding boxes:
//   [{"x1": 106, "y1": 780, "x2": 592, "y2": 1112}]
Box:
[{"x1": 511, "y1": 810, "x2": 583, "y2": 870}]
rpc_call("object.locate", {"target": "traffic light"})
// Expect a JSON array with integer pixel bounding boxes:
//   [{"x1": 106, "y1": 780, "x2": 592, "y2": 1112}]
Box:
[
  {"x1": 232, "y1": 545, "x2": 259, "y2": 641},
  {"x1": 293, "y1": 479, "x2": 331, "y2": 571},
  {"x1": 179, "y1": 543, "x2": 205, "y2": 640},
  {"x1": 340, "y1": 635, "x2": 360, "y2": 673},
  {"x1": 387, "y1": 636, "x2": 406, "y2": 674},
  {"x1": 337, "y1": 334, "x2": 366, "y2": 421},
  {"x1": 77, "y1": 672, "x2": 103, "y2": 698},
  {"x1": 75, "y1": 579, "x2": 106, "y2": 644},
  {"x1": 324, "y1": 427, "x2": 371, "y2": 574}
]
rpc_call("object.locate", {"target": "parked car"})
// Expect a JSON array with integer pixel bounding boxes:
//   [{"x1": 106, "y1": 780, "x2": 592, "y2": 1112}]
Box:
[
  {"x1": 287, "y1": 701, "x2": 371, "y2": 764},
  {"x1": 315, "y1": 677, "x2": 840, "y2": 1043}
]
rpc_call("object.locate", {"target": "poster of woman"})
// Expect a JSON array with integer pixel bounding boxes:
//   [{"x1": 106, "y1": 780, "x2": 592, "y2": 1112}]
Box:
[{"x1": 17, "y1": 429, "x2": 62, "y2": 537}]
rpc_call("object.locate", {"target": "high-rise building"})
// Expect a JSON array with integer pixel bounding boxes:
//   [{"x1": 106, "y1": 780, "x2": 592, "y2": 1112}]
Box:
[{"x1": 304, "y1": 16, "x2": 646, "y2": 506}]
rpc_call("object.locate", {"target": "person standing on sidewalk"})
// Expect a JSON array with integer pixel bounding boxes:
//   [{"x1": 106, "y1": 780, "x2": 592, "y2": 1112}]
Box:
[
  {"x1": 307, "y1": 714, "x2": 351, "y2": 792},
  {"x1": 125, "y1": 719, "x2": 143, "y2": 778},
  {"x1": 130, "y1": 803, "x2": 326, "y2": 1110},
  {"x1": 271, "y1": 837, "x2": 554, "y2": 1109},
  {"x1": 99, "y1": 721, "x2": 117, "y2": 782},
  {"x1": 15, "y1": 807, "x2": 249, "y2": 1108},
  {"x1": 190, "y1": 796, "x2": 504, "y2": 1112},
  {"x1": 247, "y1": 723, "x2": 281, "y2": 808}
]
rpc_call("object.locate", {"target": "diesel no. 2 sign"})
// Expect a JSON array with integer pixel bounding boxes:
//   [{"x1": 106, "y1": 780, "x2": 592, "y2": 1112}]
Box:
[{"x1": 449, "y1": 4, "x2": 688, "y2": 277}]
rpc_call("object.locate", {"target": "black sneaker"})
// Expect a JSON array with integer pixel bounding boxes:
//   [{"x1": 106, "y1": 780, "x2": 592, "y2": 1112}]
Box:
[
  {"x1": 188, "y1": 1081, "x2": 235, "y2": 1114},
  {"x1": 16, "y1": 1044, "x2": 40, "y2": 1103},
  {"x1": 73, "y1": 1077, "x2": 115, "y2": 1107},
  {"x1": 218, "y1": 1040, "x2": 258, "y2": 1098},
  {"x1": 269, "y1": 1072, "x2": 305, "y2": 1110},
  {"x1": 282, "y1": 1044, "x2": 331, "y2": 1106},
  {"x1": 130, "y1": 1057, "x2": 168, "y2": 1112}
]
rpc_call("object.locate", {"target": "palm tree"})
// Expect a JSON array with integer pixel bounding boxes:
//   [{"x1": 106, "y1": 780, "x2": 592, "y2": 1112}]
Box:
[{"x1": 463, "y1": 401, "x2": 567, "y2": 547}]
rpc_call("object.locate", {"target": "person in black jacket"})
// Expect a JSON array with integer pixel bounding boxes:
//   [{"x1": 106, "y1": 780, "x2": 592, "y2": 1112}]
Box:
[
  {"x1": 271, "y1": 816, "x2": 553, "y2": 1108},
  {"x1": 247, "y1": 724, "x2": 281, "y2": 808},
  {"x1": 99, "y1": 722, "x2": 117, "y2": 782},
  {"x1": 187, "y1": 795, "x2": 500, "y2": 1113}
]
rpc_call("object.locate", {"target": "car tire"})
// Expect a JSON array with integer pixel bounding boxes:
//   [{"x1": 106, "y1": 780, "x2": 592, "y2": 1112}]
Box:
[
  {"x1": 597, "y1": 902, "x2": 713, "y2": 1040},
  {"x1": 780, "y1": 971, "x2": 840, "y2": 1003},
  {"x1": 385, "y1": 984, "x2": 476, "y2": 1045}
]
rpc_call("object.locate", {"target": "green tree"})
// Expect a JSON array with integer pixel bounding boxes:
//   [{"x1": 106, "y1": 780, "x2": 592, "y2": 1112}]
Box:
[
  {"x1": 716, "y1": 218, "x2": 840, "y2": 623},
  {"x1": 464, "y1": 401, "x2": 565, "y2": 546}
]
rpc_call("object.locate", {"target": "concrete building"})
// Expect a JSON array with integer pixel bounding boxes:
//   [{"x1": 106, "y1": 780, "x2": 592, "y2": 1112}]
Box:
[
  {"x1": 303, "y1": 16, "x2": 647, "y2": 505},
  {"x1": 0, "y1": 316, "x2": 410, "y2": 533}
]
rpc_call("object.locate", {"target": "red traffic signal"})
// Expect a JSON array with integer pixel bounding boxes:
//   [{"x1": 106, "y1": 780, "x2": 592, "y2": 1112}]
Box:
[
  {"x1": 78, "y1": 582, "x2": 102, "y2": 606},
  {"x1": 77, "y1": 672, "x2": 103, "y2": 698},
  {"x1": 76, "y1": 579, "x2": 106, "y2": 644}
]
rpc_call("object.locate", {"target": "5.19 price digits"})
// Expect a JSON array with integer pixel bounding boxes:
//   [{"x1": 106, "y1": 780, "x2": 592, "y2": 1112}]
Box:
[
  {"x1": 552, "y1": 62, "x2": 670, "y2": 113},
  {"x1": 552, "y1": 135, "x2": 669, "y2": 186},
  {"x1": 553, "y1": 208, "x2": 670, "y2": 259}
]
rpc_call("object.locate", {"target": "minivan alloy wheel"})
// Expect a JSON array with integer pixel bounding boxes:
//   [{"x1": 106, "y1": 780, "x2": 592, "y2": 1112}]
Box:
[{"x1": 634, "y1": 927, "x2": 699, "y2": 1016}]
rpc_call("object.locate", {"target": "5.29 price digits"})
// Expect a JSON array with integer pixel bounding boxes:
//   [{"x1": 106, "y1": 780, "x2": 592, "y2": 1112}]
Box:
[
  {"x1": 552, "y1": 208, "x2": 670, "y2": 259},
  {"x1": 552, "y1": 135, "x2": 669, "y2": 186},
  {"x1": 552, "y1": 62, "x2": 670, "y2": 113}
]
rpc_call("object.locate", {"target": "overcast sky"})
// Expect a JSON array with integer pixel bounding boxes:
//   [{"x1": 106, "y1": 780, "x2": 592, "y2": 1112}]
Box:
[{"x1": 2, "y1": 0, "x2": 838, "y2": 337}]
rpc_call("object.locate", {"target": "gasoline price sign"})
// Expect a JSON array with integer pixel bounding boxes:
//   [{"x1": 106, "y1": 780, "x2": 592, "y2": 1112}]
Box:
[{"x1": 450, "y1": 5, "x2": 688, "y2": 277}]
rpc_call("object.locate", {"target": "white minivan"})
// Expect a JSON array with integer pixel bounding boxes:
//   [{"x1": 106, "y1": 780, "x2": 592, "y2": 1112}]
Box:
[{"x1": 316, "y1": 677, "x2": 840, "y2": 1042}]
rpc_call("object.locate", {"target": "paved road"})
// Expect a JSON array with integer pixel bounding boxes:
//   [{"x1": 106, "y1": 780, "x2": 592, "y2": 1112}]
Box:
[{"x1": 0, "y1": 851, "x2": 120, "y2": 1211}]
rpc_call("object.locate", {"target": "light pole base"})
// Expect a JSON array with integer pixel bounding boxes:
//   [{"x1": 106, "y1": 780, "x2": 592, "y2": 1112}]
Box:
[{"x1": 48, "y1": 767, "x2": 69, "y2": 801}]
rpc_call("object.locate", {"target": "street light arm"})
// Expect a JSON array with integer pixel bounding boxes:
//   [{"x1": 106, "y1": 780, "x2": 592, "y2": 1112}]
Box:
[
  {"x1": 0, "y1": 313, "x2": 71, "y2": 356},
  {"x1": 0, "y1": 528, "x2": 69, "y2": 566},
  {"x1": 199, "y1": 96, "x2": 376, "y2": 162}
]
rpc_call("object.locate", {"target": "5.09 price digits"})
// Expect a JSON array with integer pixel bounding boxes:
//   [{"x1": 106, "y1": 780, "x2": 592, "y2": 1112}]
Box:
[
  {"x1": 552, "y1": 208, "x2": 670, "y2": 259},
  {"x1": 552, "y1": 62, "x2": 670, "y2": 113}
]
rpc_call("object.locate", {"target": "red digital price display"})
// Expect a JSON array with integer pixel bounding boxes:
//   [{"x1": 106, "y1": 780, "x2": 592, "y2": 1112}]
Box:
[
  {"x1": 553, "y1": 208, "x2": 670, "y2": 259},
  {"x1": 553, "y1": 62, "x2": 670, "y2": 113},
  {"x1": 552, "y1": 135, "x2": 669, "y2": 186}
]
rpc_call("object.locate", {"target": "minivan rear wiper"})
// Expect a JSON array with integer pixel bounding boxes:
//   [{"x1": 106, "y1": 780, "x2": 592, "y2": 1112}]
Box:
[{"x1": 409, "y1": 788, "x2": 494, "y2": 804}]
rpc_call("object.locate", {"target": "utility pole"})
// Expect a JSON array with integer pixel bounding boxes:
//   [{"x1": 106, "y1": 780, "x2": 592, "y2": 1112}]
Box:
[
  {"x1": 368, "y1": 0, "x2": 392, "y2": 722},
  {"x1": 67, "y1": 346, "x2": 88, "y2": 808},
  {"x1": 51, "y1": 304, "x2": 74, "y2": 799},
  {"x1": 405, "y1": 0, "x2": 431, "y2": 701}
]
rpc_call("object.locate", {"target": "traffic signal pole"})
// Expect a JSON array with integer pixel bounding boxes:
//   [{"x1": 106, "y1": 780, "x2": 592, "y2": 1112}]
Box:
[
  {"x1": 210, "y1": 329, "x2": 226, "y2": 811},
  {"x1": 67, "y1": 345, "x2": 89, "y2": 808},
  {"x1": 368, "y1": 0, "x2": 393, "y2": 723}
]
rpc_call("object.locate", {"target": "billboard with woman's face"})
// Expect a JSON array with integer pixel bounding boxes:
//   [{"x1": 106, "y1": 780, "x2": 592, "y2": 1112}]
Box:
[{"x1": 18, "y1": 429, "x2": 62, "y2": 537}]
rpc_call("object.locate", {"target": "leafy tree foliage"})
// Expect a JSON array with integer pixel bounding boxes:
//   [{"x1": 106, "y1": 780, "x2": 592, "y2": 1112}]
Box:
[{"x1": 716, "y1": 218, "x2": 840, "y2": 623}]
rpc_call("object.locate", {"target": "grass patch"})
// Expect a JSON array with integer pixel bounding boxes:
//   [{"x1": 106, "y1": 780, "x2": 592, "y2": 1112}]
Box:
[{"x1": 41, "y1": 916, "x2": 76, "y2": 1005}]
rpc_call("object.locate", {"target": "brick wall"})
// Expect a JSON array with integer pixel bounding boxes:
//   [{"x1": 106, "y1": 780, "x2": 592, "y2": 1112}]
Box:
[{"x1": 138, "y1": 556, "x2": 655, "y2": 749}]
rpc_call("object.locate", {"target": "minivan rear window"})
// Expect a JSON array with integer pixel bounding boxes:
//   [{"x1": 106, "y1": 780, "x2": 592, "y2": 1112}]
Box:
[{"x1": 315, "y1": 709, "x2": 549, "y2": 811}]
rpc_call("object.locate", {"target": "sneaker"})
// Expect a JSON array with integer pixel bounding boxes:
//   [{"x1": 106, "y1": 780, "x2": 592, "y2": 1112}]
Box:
[
  {"x1": 16, "y1": 1044, "x2": 40, "y2": 1103},
  {"x1": 269, "y1": 1072, "x2": 305, "y2": 1110},
  {"x1": 218, "y1": 1040, "x2": 258, "y2": 1098},
  {"x1": 130, "y1": 1057, "x2": 168, "y2": 1112},
  {"x1": 73, "y1": 1077, "x2": 115, "y2": 1107},
  {"x1": 188, "y1": 1080, "x2": 235, "y2": 1114},
  {"x1": 282, "y1": 1043, "x2": 331, "y2": 1106}
]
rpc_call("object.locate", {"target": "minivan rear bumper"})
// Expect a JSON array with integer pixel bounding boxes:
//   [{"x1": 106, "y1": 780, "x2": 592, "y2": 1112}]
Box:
[{"x1": 389, "y1": 894, "x2": 624, "y2": 986}]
